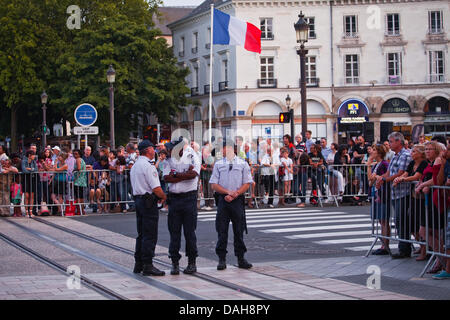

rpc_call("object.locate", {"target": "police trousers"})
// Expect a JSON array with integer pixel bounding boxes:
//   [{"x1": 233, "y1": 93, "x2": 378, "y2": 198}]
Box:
[
  {"x1": 134, "y1": 196, "x2": 159, "y2": 265},
  {"x1": 215, "y1": 195, "x2": 247, "y2": 259},
  {"x1": 167, "y1": 192, "x2": 198, "y2": 262}
]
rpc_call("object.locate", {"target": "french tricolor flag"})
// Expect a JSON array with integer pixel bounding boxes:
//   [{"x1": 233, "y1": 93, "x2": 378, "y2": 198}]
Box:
[{"x1": 213, "y1": 9, "x2": 261, "y2": 53}]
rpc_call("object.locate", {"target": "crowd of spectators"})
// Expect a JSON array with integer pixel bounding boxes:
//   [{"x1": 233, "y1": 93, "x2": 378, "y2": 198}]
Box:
[{"x1": 0, "y1": 131, "x2": 449, "y2": 278}]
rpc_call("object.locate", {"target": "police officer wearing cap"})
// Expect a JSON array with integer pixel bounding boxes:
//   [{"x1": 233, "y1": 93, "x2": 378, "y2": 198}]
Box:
[
  {"x1": 163, "y1": 137, "x2": 201, "y2": 275},
  {"x1": 209, "y1": 142, "x2": 253, "y2": 270},
  {"x1": 130, "y1": 140, "x2": 167, "y2": 276}
]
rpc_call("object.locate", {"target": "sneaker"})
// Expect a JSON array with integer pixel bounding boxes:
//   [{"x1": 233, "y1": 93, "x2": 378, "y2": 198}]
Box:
[
  {"x1": 204, "y1": 206, "x2": 212, "y2": 211},
  {"x1": 432, "y1": 270, "x2": 450, "y2": 280},
  {"x1": 269, "y1": 204, "x2": 274, "y2": 208}
]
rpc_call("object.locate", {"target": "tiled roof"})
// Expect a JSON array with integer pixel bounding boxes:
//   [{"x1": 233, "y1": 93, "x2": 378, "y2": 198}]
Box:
[
  {"x1": 153, "y1": 6, "x2": 195, "y2": 35},
  {"x1": 168, "y1": 0, "x2": 231, "y2": 27}
]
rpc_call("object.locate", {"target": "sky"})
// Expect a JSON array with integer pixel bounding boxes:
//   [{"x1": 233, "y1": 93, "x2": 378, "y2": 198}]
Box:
[{"x1": 162, "y1": 0, "x2": 204, "y2": 6}]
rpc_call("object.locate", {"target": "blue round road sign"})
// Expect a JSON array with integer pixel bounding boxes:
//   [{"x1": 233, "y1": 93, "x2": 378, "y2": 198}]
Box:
[{"x1": 74, "y1": 103, "x2": 97, "y2": 127}]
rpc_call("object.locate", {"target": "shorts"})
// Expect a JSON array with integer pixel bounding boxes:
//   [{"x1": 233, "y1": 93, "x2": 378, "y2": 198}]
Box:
[
  {"x1": 52, "y1": 180, "x2": 66, "y2": 195},
  {"x1": 427, "y1": 201, "x2": 446, "y2": 230},
  {"x1": 371, "y1": 201, "x2": 391, "y2": 221},
  {"x1": 22, "y1": 175, "x2": 37, "y2": 194},
  {"x1": 74, "y1": 186, "x2": 86, "y2": 199}
]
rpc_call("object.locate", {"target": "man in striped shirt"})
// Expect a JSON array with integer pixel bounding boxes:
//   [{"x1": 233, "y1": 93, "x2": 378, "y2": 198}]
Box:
[{"x1": 376, "y1": 132, "x2": 412, "y2": 259}]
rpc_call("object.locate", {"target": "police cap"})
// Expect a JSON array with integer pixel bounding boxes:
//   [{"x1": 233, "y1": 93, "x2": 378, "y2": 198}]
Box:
[
  {"x1": 164, "y1": 136, "x2": 183, "y2": 150},
  {"x1": 138, "y1": 140, "x2": 155, "y2": 152}
]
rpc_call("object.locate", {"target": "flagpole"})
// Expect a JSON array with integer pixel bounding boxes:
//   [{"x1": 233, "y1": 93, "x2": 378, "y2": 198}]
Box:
[{"x1": 208, "y1": 3, "x2": 214, "y2": 146}]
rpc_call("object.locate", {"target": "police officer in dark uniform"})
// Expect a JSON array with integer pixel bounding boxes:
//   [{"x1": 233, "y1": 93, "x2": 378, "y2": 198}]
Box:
[
  {"x1": 209, "y1": 142, "x2": 253, "y2": 270},
  {"x1": 130, "y1": 140, "x2": 167, "y2": 276},
  {"x1": 163, "y1": 137, "x2": 201, "y2": 275}
]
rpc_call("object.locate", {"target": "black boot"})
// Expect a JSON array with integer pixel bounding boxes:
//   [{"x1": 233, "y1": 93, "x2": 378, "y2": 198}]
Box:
[
  {"x1": 217, "y1": 257, "x2": 226, "y2": 270},
  {"x1": 237, "y1": 257, "x2": 252, "y2": 269},
  {"x1": 142, "y1": 264, "x2": 165, "y2": 276},
  {"x1": 183, "y1": 258, "x2": 197, "y2": 275},
  {"x1": 133, "y1": 261, "x2": 143, "y2": 274},
  {"x1": 171, "y1": 261, "x2": 180, "y2": 275}
]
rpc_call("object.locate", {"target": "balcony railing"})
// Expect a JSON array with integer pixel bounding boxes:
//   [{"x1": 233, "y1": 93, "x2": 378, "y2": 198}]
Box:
[
  {"x1": 204, "y1": 84, "x2": 210, "y2": 95},
  {"x1": 191, "y1": 47, "x2": 198, "y2": 54},
  {"x1": 191, "y1": 87, "x2": 199, "y2": 96},
  {"x1": 385, "y1": 30, "x2": 401, "y2": 36},
  {"x1": 343, "y1": 31, "x2": 359, "y2": 38},
  {"x1": 257, "y1": 78, "x2": 277, "y2": 88},
  {"x1": 261, "y1": 34, "x2": 274, "y2": 40},
  {"x1": 430, "y1": 74, "x2": 445, "y2": 83},
  {"x1": 388, "y1": 75, "x2": 401, "y2": 85},
  {"x1": 219, "y1": 81, "x2": 228, "y2": 91},
  {"x1": 428, "y1": 28, "x2": 444, "y2": 35},
  {"x1": 178, "y1": 51, "x2": 184, "y2": 57},
  {"x1": 300, "y1": 77, "x2": 320, "y2": 87}
]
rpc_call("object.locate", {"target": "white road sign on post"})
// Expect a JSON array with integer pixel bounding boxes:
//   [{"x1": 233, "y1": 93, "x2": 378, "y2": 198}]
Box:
[{"x1": 73, "y1": 126, "x2": 99, "y2": 135}]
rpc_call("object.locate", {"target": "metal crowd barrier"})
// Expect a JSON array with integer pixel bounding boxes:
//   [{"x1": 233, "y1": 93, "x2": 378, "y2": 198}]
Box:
[
  {"x1": 198, "y1": 164, "x2": 370, "y2": 209},
  {"x1": 365, "y1": 181, "x2": 449, "y2": 277},
  {"x1": 0, "y1": 163, "x2": 373, "y2": 216},
  {"x1": 422, "y1": 185, "x2": 450, "y2": 276},
  {"x1": 366, "y1": 181, "x2": 426, "y2": 256},
  {"x1": 0, "y1": 169, "x2": 134, "y2": 217}
]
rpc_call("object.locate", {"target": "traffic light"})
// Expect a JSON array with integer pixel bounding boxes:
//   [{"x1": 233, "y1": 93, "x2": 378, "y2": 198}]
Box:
[{"x1": 279, "y1": 112, "x2": 291, "y2": 123}]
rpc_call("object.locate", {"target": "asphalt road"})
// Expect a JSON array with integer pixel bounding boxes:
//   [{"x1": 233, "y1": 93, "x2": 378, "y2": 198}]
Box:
[{"x1": 74, "y1": 205, "x2": 374, "y2": 263}]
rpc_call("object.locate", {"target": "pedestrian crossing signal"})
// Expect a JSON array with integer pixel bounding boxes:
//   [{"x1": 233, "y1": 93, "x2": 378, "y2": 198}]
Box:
[{"x1": 279, "y1": 112, "x2": 290, "y2": 123}]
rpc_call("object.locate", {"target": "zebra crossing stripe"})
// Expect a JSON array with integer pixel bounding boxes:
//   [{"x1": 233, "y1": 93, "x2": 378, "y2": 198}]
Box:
[
  {"x1": 314, "y1": 237, "x2": 375, "y2": 244},
  {"x1": 241, "y1": 214, "x2": 368, "y2": 224},
  {"x1": 260, "y1": 223, "x2": 372, "y2": 233},
  {"x1": 249, "y1": 218, "x2": 371, "y2": 228},
  {"x1": 197, "y1": 209, "x2": 323, "y2": 216},
  {"x1": 198, "y1": 211, "x2": 348, "y2": 220},
  {"x1": 286, "y1": 230, "x2": 372, "y2": 239},
  {"x1": 344, "y1": 245, "x2": 385, "y2": 251}
]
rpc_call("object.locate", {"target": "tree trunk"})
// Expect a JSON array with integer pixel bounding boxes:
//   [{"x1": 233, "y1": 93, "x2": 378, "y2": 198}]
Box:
[{"x1": 10, "y1": 105, "x2": 18, "y2": 152}]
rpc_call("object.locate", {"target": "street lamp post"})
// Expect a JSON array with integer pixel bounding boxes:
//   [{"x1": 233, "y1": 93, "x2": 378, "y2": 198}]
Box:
[
  {"x1": 41, "y1": 91, "x2": 48, "y2": 151},
  {"x1": 285, "y1": 94, "x2": 294, "y2": 139},
  {"x1": 294, "y1": 12, "x2": 309, "y2": 140},
  {"x1": 107, "y1": 65, "x2": 116, "y2": 150}
]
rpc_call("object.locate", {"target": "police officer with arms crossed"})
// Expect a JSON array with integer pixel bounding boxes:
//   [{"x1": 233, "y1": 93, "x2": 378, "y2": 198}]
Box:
[
  {"x1": 163, "y1": 137, "x2": 201, "y2": 275},
  {"x1": 209, "y1": 142, "x2": 253, "y2": 270},
  {"x1": 130, "y1": 140, "x2": 167, "y2": 276}
]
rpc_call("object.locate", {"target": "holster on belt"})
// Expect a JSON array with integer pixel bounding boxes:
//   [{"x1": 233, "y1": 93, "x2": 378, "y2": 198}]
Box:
[{"x1": 144, "y1": 192, "x2": 157, "y2": 209}]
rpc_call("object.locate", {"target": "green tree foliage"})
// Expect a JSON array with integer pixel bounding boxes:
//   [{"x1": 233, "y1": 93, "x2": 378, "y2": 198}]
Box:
[{"x1": 0, "y1": 0, "x2": 189, "y2": 149}]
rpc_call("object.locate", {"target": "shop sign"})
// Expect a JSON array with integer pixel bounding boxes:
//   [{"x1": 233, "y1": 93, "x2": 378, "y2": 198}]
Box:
[
  {"x1": 338, "y1": 117, "x2": 368, "y2": 124},
  {"x1": 425, "y1": 116, "x2": 450, "y2": 122},
  {"x1": 337, "y1": 99, "x2": 369, "y2": 123},
  {"x1": 381, "y1": 98, "x2": 411, "y2": 113}
]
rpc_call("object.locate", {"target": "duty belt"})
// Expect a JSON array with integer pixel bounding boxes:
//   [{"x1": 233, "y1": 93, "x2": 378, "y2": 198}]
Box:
[{"x1": 168, "y1": 190, "x2": 197, "y2": 198}]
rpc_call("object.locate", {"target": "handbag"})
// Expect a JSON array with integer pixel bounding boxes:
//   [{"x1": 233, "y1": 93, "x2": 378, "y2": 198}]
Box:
[{"x1": 278, "y1": 165, "x2": 285, "y2": 177}]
